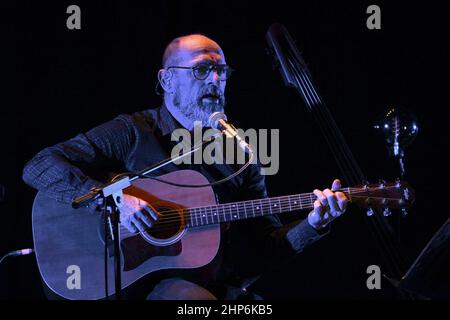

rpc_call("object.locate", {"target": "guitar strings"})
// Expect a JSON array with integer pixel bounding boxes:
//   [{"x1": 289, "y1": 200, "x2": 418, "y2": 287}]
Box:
[
  {"x1": 120, "y1": 192, "x2": 404, "y2": 236},
  {"x1": 125, "y1": 185, "x2": 400, "y2": 222},
  {"x1": 118, "y1": 186, "x2": 404, "y2": 235},
  {"x1": 124, "y1": 186, "x2": 382, "y2": 219}
]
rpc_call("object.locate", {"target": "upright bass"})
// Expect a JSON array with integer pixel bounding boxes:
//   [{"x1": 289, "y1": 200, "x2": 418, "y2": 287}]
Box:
[{"x1": 266, "y1": 23, "x2": 413, "y2": 291}]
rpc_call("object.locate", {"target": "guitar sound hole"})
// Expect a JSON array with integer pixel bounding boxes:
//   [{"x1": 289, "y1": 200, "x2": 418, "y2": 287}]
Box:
[{"x1": 143, "y1": 206, "x2": 184, "y2": 241}]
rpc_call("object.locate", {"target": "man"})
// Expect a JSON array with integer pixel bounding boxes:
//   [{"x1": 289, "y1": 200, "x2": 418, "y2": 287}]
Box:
[{"x1": 23, "y1": 34, "x2": 348, "y2": 300}]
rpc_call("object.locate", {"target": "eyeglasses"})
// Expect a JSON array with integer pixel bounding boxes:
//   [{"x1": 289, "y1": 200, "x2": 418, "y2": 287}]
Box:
[{"x1": 167, "y1": 63, "x2": 234, "y2": 81}]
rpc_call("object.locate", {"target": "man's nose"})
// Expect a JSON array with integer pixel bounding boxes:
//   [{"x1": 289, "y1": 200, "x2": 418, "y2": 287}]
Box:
[
  {"x1": 206, "y1": 68, "x2": 221, "y2": 83},
  {"x1": 212, "y1": 70, "x2": 221, "y2": 81}
]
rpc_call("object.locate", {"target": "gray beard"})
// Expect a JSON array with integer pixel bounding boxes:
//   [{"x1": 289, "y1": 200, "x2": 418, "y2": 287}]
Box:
[{"x1": 173, "y1": 93, "x2": 225, "y2": 127}]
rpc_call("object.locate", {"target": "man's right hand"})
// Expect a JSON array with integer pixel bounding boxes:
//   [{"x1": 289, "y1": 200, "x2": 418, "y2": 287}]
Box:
[{"x1": 120, "y1": 194, "x2": 159, "y2": 233}]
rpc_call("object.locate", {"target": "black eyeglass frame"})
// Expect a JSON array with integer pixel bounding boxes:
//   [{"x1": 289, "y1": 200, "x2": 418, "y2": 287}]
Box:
[{"x1": 166, "y1": 63, "x2": 234, "y2": 81}]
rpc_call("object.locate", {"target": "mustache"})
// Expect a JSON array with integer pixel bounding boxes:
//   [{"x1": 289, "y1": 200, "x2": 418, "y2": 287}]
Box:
[{"x1": 199, "y1": 85, "x2": 223, "y2": 98}]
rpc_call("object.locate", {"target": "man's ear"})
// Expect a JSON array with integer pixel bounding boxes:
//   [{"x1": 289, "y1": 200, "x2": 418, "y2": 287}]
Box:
[{"x1": 158, "y1": 69, "x2": 173, "y2": 93}]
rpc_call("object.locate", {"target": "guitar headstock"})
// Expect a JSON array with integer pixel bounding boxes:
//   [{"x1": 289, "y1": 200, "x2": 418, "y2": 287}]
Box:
[{"x1": 350, "y1": 180, "x2": 415, "y2": 216}]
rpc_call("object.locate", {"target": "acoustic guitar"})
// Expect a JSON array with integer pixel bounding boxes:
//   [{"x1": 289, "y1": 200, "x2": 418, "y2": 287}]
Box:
[{"x1": 32, "y1": 169, "x2": 414, "y2": 299}]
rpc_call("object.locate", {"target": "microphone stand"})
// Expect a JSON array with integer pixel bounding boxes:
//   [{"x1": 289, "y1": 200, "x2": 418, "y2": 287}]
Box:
[{"x1": 72, "y1": 135, "x2": 219, "y2": 299}]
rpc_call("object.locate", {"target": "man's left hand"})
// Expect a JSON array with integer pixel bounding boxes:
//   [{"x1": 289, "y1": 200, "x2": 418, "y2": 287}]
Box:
[{"x1": 308, "y1": 179, "x2": 348, "y2": 230}]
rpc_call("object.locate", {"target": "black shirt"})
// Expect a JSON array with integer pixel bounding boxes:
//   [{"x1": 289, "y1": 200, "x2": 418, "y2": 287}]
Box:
[{"x1": 23, "y1": 104, "x2": 327, "y2": 292}]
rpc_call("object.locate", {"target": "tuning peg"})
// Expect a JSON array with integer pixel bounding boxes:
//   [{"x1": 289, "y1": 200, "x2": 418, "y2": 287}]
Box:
[
  {"x1": 378, "y1": 179, "x2": 386, "y2": 188},
  {"x1": 383, "y1": 208, "x2": 392, "y2": 216},
  {"x1": 403, "y1": 188, "x2": 411, "y2": 201},
  {"x1": 401, "y1": 208, "x2": 408, "y2": 217},
  {"x1": 395, "y1": 178, "x2": 401, "y2": 188},
  {"x1": 366, "y1": 208, "x2": 375, "y2": 216}
]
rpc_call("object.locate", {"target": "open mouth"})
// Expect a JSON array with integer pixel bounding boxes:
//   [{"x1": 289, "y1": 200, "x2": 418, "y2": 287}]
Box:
[{"x1": 201, "y1": 93, "x2": 221, "y2": 104}]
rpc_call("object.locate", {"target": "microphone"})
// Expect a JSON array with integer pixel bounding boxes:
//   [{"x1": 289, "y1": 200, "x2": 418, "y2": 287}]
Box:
[{"x1": 208, "y1": 112, "x2": 253, "y2": 154}]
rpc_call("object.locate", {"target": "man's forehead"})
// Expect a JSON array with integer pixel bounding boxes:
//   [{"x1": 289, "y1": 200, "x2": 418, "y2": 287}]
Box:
[
  {"x1": 176, "y1": 49, "x2": 224, "y2": 63},
  {"x1": 174, "y1": 37, "x2": 225, "y2": 63}
]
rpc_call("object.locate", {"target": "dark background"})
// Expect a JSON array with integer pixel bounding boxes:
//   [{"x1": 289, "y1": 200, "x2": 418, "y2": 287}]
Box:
[{"x1": 2, "y1": 1, "x2": 449, "y2": 299}]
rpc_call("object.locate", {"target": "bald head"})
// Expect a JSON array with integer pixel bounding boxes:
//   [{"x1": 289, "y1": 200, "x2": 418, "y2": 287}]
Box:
[
  {"x1": 162, "y1": 34, "x2": 224, "y2": 68},
  {"x1": 159, "y1": 34, "x2": 228, "y2": 129}
]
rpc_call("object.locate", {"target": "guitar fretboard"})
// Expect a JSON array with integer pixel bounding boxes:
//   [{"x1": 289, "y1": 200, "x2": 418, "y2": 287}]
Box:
[{"x1": 187, "y1": 187, "x2": 353, "y2": 227}]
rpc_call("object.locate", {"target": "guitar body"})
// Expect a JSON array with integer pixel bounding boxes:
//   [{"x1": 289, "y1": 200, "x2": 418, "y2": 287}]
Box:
[
  {"x1": 32, "y1": 163, "x2": 412, "y2": 300},
  {"x1": 32, "y1": 170, "x2": 220, "y2": 300}
]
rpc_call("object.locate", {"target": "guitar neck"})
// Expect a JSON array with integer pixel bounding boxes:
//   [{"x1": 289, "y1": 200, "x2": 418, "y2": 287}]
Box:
[{"x1": 186, "y1": 187, "x2": 353, "y2": 227}]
